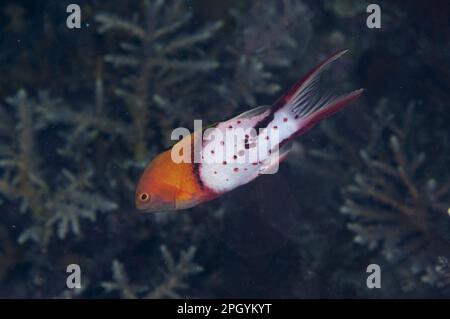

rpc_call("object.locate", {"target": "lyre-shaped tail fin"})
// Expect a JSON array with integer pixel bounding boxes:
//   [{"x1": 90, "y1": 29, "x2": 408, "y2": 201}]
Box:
[{"x1": 273, "y1": 49, "x2": 364, "y2": 137}]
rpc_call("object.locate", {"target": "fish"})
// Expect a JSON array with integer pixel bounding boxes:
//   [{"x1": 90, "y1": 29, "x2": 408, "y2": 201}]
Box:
[{"x1": 135, "y1": 49, "x2": 364, "y2": 212}]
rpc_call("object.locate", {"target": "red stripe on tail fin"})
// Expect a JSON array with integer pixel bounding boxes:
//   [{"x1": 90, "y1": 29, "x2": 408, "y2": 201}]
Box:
[{"x1": 271, "y1": 49, "x2": 363, "y2": 139}]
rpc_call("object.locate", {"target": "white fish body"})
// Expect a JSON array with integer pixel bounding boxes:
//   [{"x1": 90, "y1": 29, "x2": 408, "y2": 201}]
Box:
[{"x1": 198, "y1": 50, "x2": 363, "y2": 195}]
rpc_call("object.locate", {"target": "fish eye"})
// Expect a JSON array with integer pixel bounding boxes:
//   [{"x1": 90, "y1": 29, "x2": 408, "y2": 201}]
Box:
[{"x1": 139, "y1": 192, "x2": 151, "y2": 202}]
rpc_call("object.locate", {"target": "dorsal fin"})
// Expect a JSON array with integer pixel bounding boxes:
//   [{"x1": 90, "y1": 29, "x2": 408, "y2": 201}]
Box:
[{"x1": 231, "y1": 105, "x2": 271, "y2": 120}]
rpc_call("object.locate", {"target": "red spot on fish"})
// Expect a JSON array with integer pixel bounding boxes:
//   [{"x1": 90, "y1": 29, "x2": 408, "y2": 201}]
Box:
[
  {"x1": 234, "y1": 168, "x2": 239, "y2": 172},
  {"x1": 283, "y1": 117, "x2": 288, "y2": 122},
  {"x1": 252, "y1": 162, "x2": 257, "y2": 166},
  {"x1": 295, "y1": 115, "x2": 299, "y2": 119},
  {"x1": 211, "y1": 150, "x2": 215, "y2": 154},
  {"x1": 228, "y1": 125, "x2": 233, "y2": 129},
  {"x1": 245, "y1": 134, "x2": 249, "y2": 139},
  {"x1": 265, "y1": 136, "x2": 269, "y2": 140},
  {"x1": 223, "y1": 161, "x2": 227, "y2": 165},
  {"x1": 233, "y1": 155, "x2": 237, "y2": 159},
  {"x1": 220, "y1": 141, "x2": 224, "y2": 145},
  {"x1": 237, "y1": 120, "x2": 241, "y2": 124},
  {"x1": 214, "y1": 171, "x2": 217, "y2": 174},
  {"x1": 274, "y1": 126, "x2": 278, "y2": 129}
]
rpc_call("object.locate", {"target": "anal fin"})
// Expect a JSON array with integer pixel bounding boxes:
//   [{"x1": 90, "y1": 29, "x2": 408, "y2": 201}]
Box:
[{"x1": 259, "y1": 142, "x2": 292, "y2": 175}]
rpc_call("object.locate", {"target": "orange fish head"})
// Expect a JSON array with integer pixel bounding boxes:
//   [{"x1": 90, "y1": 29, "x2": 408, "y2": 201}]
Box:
[{"x1": 135, "y1": 151, "x2": 179, "y2": 212}]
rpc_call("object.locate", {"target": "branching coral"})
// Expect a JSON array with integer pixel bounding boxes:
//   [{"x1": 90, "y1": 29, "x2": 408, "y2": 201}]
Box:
[
  {"x1": 217, "y1": 0, "x2": 313, "y2": 109},
  {"x1": 101, "y1": 259, "x2": 147, "y2": 299},
  {"x1": 102, "y1": 246, "x2": 202, "y2": 299},
  {"x1": 96, "y1": 0, "x2": 223, "y2": 158},
  {"x1": 340, "y1": 104, "x2": 450, "y2": 289},
  {"x1": 0, "y1": 90, "x2": 45, "y2": 213},
  {"x1": 0, "y1": 90, "x2": 117, "y2": 246},
  {"x1": 145, "y1": 245, "x2": 203, "y2": 299},
  {"x1": 17, "y1": 169, "x2": 117, "y2": 245},
  {"x1": 45, "y1": 169, "x2": 117, "y2": 240}
]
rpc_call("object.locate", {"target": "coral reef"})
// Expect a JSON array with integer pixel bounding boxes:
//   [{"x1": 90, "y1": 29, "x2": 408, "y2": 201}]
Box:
[
  {"x1": 341, "y1": 103, "x2": 450, "y2": 290},
  {"x1": 0, "y1": 90, "x2": 116, "y2": 247},
  {"x1": 96, "y1": 0, "x2": 223, "y2": 157},
  {"x1": 101, "y1": 246, "x2": 202, "y2": 299}
]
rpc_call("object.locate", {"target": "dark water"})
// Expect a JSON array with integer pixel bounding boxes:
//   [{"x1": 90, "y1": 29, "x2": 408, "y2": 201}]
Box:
[{"x1": 0, "y1": 0, "x2": 449, "y2": 298}]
